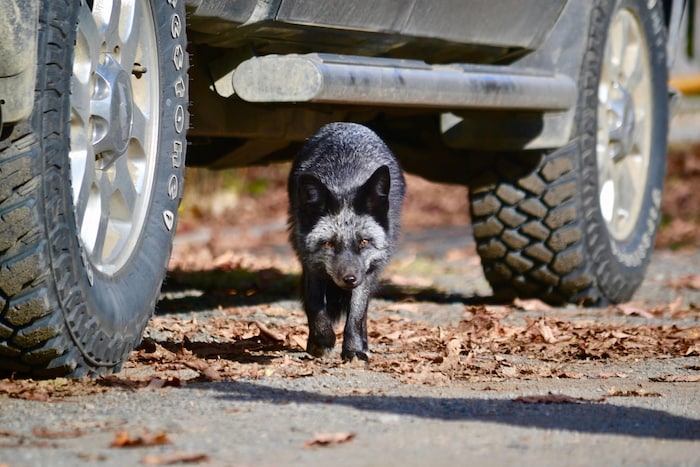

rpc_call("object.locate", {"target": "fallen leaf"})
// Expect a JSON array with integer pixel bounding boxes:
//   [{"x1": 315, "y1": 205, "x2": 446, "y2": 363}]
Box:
[
  {"x1": 607, "y1": 388, "x2": 662, "y2": 397},
  {"x1": 557, "y1": 371, "x2": 585, "y2": 379},
  {"x1": 182, "y1": 360, "x2": 222, "y2": 382},
  {"x1": 98, "y1": 375, "x2": 150, "y2": 391},
  {"x1": 650, "y1": 374, "x2": 700, "y2": 383},
  {"x1": 32, "y1": 426, "x2": 85, "y2": 439},
  {"x1": 304, "y1": 432, "x2": 356, "y2": 448},
  {"x1": 110, "y1": 431, "x2": 171, "y2": 448},
  {"x1": 616, "y1": 303, "x2": 654, "y2": 319},
  {"x1": 685, "y1": 344, "x2": 700, "y2": 356},
  {"x1": 146, "y1": 377, "x2": 185, "y2": 389},
  {"x1": 514, "y1": 393, "x2": 605, "y2": 404},
  {"x1": 289, "y1": 334, "x2": 307, "y2": 351},
  {"x1": 382, "y1": 330, "x2": 404, "y2": 342},
  {"x1": 212, "y1": 251, "x2": 237, "y2": 269},
  {"x1": 444, "y1": 338, "x2": 462, "y2": 358},
  {"x1": 513, "y1": 298, "x2": 553, "y2": 311},
  {"x1": 142, "y1": 452, "x2": 210, "y2": 465},
  {"x1": 254, "y1": 321, "x2": 286, "y2": 342},
  {"x1": 668, "y1": 296, "x2": 685, "y2": 314},
  {"x1": 499, "y1": 365, "x2": 518, "y2": 378},
  {"x1": 667, "y1": 274, "x2": 700, "y2": 290},
  {"x1": 598, "y1": 372, "x2": 629, "y2": 379}
]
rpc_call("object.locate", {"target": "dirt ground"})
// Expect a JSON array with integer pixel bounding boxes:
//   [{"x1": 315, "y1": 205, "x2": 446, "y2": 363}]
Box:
[
  {"x1": 0, "y1": 145, "x2": 698, "y2": 466},
  {"x1": 0, "y1": 224, "x2": 698, "y2": 466}
]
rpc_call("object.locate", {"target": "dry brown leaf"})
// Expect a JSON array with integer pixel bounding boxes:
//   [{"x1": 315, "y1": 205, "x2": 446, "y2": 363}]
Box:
[
  {"x1": 598, "y1": 372, "x2": 629, "y2": 379},
  {"x1": 142, "y1": 452, "x2": 210, "y2": 465},
  {"x1": 110, "y1": 431, "x2": 172, "y2": 448},
  {"x1": 444, "y1": 338, "x2": 462, "y2": 358},
  {"x1": 482, "y1": 305, "x2": 512, "y2": 318},
  {"x1": 515, "y1": 393, "x2": 605, "y2": 404},
  {"x1": 616, "y1": 303, "x2": 654, "y2": 319},
  {"x1": 382, "y1": 330, "x2": 404, "y2": 342},
  {"x1": 558, "y1": 371, "x2": 585, "y2": 379},
  {"x1": 212, "y1": 251, "x2": 237, "y2": 269},
  {"x1": 32, "y1": 426, "x2": 84, "y2": 439},
  {"x1": 513, "y1": 298, "x2": 553, "y2": 311},
  {"x1": 254, "y1": 321, "x2": 285, "y2": 342},
  {"x1": 537, "y1": 321, "x2": 555, "y2": 343},
  {"x1": 667, "y1": 274, "x2": 700, "y2": 290},
  {"x1": 650, "y1": 374, "x2": 700, "y2": 383},
  {"x1": 607, "y1": 388, "x2": 662, "y2": 397},
  {"x1": 304, "y1": 432, "x2": 356, "y2": 448},
  {"x1": 499, "y1": 365, "x2": 518, "y2": 378},
  {"x1": 180, "y1": 360, "x2": 222, "y2": 382},
  {"x1": 146, "y1": 377, "x2": 185, "y2": 389},
  {"x1": 668, "y1": 296, "x2": 685, "y2": 314},
  {"x1": 288, "y1": 334, "x2": 307, "y2": 351},
  {"x1": 536, "y1": 320, "x2": 568, "y2": 344}
]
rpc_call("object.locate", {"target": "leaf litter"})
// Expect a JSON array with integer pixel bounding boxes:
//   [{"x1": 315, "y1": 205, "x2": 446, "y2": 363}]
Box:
[
  {"x1": 106, "y1": 300, "x2": 699, "y2": 389},
  {"x1": 141, "y1": 160, "x2": 700, "y2": 390},
  {"x1": 2, "y1": 163, "x2": 699, "y2": 399},
  {"x1": 2, "y1": 297, "x2": 693, "y2": 398},
  {"x1": 1, "y1": 292, "x2": 697, "y2": 399}
]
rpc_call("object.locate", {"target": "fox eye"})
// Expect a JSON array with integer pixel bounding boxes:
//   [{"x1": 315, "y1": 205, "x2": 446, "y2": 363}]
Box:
[
  {"x1": 323, "y1": 241, "x2": 334, "y2": 250},
  {"x1": 359, "y1": 238, "x2": 370, "y2": 249}
]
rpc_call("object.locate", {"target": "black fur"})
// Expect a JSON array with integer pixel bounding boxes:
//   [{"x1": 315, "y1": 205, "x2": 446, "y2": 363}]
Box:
[{"x1": 288, "y1": 123, "x2": 406, "y2": 361}]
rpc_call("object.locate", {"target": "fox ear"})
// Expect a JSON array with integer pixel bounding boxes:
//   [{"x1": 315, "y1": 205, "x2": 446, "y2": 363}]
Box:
[
  {"x1": 298, "y1": 174, "x2": 330, "y2": 207},
  {"x1": 355, "y1": 165, "x2": 391, "y2": 229},
  {"x1": 297, "y1": 174, "x2": 337, "y2": 232}
]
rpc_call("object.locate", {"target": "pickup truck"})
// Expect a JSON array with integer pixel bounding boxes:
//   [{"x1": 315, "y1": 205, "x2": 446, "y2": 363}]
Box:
[{"x1": 0, "y1": 0, "x2": 687, "y2": 377}]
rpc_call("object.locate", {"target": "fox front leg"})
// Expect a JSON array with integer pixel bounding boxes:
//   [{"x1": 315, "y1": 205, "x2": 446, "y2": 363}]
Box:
[
  {"x1": 302, "y1": 271, "x2": 336, "y2": 357},
  {"x1": 341, "y1": 282, "x2": 372, "y2": 362}
]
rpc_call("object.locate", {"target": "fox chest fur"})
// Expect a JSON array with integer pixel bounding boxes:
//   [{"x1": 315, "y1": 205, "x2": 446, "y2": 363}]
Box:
[{"x1": 288, "y1": 122, "x2": 405, "y2": 361}]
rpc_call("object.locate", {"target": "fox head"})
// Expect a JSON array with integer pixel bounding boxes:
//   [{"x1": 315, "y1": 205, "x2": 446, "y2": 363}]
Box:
[{"x1": 298, "y1": 166, "x2": 392, "y2": 290}]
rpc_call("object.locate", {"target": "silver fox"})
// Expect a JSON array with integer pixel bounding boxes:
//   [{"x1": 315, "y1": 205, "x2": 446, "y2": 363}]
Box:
[{"x1": 288, "y1": 123, "x2": 406, "y2": 361}]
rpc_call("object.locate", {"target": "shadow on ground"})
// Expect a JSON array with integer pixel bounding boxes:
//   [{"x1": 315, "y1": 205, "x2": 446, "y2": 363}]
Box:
[
  {"x1": 207, "y1": 380, "x2": 700, "y2": 441},
  {"x1": 159, "y1": 265, "x2": 499, "y2": 315}
]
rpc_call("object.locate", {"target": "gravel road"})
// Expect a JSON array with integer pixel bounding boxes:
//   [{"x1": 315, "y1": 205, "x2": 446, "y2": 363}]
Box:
[{"x1": 1, "y1": 224, "x2": 699, "y2": 467}]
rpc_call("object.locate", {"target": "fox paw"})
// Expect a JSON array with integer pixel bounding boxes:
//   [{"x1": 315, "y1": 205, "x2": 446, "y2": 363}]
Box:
[
  {"x1": 341, "y1": 349, "x2": 369, "y2": 363},
  {"x1": 306, "y1": 340, "x2": 334, "y2": 358}
]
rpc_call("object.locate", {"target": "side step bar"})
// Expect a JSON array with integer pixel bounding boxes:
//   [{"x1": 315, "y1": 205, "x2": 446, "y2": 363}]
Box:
[{"x1": 232, "y1": 53, "x2": 577, "y2": 111}]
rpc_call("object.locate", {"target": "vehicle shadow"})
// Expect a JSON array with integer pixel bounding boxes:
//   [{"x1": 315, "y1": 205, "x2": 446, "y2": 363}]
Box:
[
  {"x1": 159, "y1": 267, "x2": 300, "y2": 312},
  {"x1": 158, "y1": 266, "x2": 498, "y2": 315},
  {"x1": 206, "y1": 379, "x2": 700, "y2": 441}
]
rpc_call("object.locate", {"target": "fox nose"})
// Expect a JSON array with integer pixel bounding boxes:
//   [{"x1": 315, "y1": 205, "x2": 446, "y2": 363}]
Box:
[{"x1": 343, "y1": 274, "x2": 358, "y2": 287}]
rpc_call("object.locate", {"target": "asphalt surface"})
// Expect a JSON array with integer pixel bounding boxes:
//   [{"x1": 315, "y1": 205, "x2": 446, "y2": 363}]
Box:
[{"x1": 1, "y1": 223, "x2": 699, "y2": 467}]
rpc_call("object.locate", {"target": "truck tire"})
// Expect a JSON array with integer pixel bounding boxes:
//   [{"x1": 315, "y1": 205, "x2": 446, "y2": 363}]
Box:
[
  {"x1": 469, "y1": 0, "x2": 667, "y2": 305},
  {"x1": 0, "y1": 0, "x2": 188, "y2": 377}
]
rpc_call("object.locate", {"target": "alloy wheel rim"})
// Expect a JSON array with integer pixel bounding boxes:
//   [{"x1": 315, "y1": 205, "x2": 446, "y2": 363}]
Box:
[
  {"x1": 70, "y1": 0, "x2": 160, "y2": 276},
  {"x1": 596, "y1": 8, "x2": 652, "y2": 241}
]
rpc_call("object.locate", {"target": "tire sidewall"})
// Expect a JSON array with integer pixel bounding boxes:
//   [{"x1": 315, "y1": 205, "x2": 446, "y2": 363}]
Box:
[
  {"x1": 580, "y1": 0, "x2": 667, "y2": 301},
  {"x1": 46, "y1": 0, "x2": 188, "y2": 369}
]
